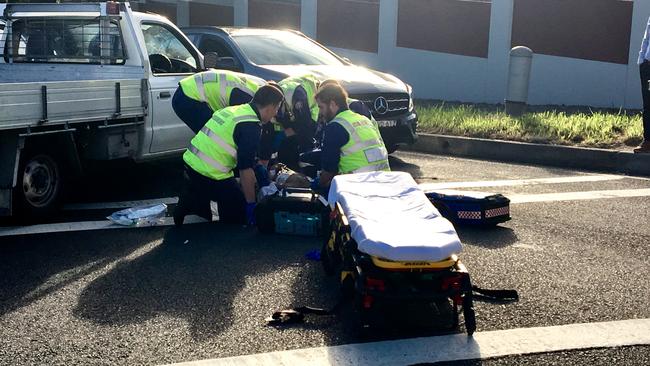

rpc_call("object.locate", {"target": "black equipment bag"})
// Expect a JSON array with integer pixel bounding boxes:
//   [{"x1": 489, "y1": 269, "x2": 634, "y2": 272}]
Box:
[
  {"x1": 425, "y1": 189, "x2": 511, "y2": 225},
  {"x1": 255, "y1": 188, "x2": 330, "y2": 235}
]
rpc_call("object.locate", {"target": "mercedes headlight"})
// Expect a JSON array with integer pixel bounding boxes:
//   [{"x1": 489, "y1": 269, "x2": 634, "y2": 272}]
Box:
[{"x1": 406, "y1": 83, "x2": 414, "y2": 111}]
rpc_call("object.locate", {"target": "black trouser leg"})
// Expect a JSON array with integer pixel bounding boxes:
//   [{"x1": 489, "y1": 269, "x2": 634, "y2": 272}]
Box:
[
  {"x1": 177, "y1": 165, "x2": 212, "y2": 221},
  {"x1": 640, "y1": 62, "x2": 650, "y2": 141},
  {"x1": 210, "y1": 177, "x2": 246, "y2": 225}
]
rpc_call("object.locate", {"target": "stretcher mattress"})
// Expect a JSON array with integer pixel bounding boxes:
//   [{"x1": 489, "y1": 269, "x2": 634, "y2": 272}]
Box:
[{"x1": 328, "y1": 172, "x2": 462, "y2": 262}]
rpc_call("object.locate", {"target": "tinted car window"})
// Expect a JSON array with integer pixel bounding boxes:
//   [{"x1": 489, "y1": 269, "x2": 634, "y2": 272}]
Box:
[
  {"x1": 199, "y1": 36, "x2": 234, "y2": 58},
  {"x1": 233, "y1": 32, "x2": 343, "y2": 66}
]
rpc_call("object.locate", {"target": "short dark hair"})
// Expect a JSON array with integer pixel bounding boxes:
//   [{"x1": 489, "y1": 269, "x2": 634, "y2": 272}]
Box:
[
  {"x1": 314, "y1": 83, "x2": 348, "y2": 109},
  {"x1": 252, "y1": 84, "x2": 284, "y2": 107},
  {"x1": 319, "y1": 79, "x2": 341, "y2": 88}
]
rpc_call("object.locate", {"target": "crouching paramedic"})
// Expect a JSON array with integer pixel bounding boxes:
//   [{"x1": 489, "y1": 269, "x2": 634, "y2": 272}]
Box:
[
  {"x1": 316, "y1": 83, "x2": 390, "y2": 190},
  {"x1": 173, "y1": 70, "x2": 266, "y2": 133},
  {"x1": 273, "y1": 74, "x2": 321, "y2": 170},
  {"x1": 174, "y1": 85, "x2": 285, "y2": 226}
]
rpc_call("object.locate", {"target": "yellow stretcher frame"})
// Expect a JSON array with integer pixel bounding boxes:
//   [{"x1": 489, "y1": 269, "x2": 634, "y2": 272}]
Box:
[
  {"x1": 326, "y1": 202, "x2": 476, "y2": 336},
  {"x1": 333, "y1": 203, "x2": 463, "y2": 271}
]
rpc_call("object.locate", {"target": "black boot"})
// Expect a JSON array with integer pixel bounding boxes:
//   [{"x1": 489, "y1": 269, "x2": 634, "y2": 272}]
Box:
[{"x1": 173, "y1": 203, "x2": 186, "y2": 227}]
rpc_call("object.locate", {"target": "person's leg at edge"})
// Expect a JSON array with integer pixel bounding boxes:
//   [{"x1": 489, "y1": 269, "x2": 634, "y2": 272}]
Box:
[
  {"x1": 635, "y1": 61, "x2": 650, "y2": 153},
  {"x1": 174, "y1": 165, "x2": 212, "y2": 226}
]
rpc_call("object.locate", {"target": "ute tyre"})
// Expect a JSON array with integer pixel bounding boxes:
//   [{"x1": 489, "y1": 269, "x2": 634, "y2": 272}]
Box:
[{"x1": 15, "y1": 151, "x2": 65, "y2": 219}]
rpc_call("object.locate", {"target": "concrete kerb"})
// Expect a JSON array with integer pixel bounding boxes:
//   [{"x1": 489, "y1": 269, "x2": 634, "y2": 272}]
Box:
[{"x1": 406, "y1": 133, "x2": 650, "y2": 177}]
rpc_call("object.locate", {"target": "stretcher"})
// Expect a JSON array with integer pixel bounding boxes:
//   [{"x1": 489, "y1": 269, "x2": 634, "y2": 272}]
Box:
[{"x1": 322, "y1": 171, "x2": 477, "y2": 335}]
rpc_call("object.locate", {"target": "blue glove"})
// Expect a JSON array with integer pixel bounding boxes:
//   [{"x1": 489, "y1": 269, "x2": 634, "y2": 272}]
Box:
[
  {"x1": 310, "y1": 176, "x2": 320, "y2": 190},
  {"x1": 245, "y1": 202, "x2": 256, "y2": 226},
  {"x1": 305, "y1": 249, "x2": 321, "y2": 261}
]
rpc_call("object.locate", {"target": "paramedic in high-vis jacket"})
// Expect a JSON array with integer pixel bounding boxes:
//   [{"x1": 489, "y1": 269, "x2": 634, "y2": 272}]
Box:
[
  {"x1": 315, "y1": 83, "x2": 390, "y2": 190},
  {"x1": 173, "y1": 70, "x2": 266, "y2": 133},
  {"x1": 269, "y1": 74, "x2": 321, "y2": 170},
  {"x1": 173, "y1": 85, "x2": 284, "y2": 226},
  {"x1": 314, "y1": 79, "x2": 376, "y2": 148}
]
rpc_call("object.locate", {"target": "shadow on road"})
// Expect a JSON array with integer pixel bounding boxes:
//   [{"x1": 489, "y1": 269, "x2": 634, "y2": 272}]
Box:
[
  {"x1": 70, "y1": 158, "x2": 185, "y2": 204},
  {"x1": 389, "y1": 155, "x2": 433, "y2": 181},
  {"x1": 73, "y1": 223, "x2": 320, "y2": 340},
  {"x1": 456, "y1": 225, "x2": 518, "y2": 249},
  {"x1": 0, "y1": 228, "x2": 163, "y2": 317}
]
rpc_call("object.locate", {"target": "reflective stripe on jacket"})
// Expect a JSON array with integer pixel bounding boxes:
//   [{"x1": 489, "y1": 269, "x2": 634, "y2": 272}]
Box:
[
  {"x1": 183, "y1": 103, "x2": 260, "y2": 180},
  {"x1": 179, "y1": 71, "x2": 264, "y2": 112},
  {"x1": 330, "y1": 109, "x2": 390, "y2": 174}
]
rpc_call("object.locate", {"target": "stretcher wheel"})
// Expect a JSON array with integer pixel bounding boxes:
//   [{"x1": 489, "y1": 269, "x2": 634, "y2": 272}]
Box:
[
  {"x1": 462, "y1": 283, "x2": 476, "y2": 335},
  {"x1": 352, "y1": 293, "x2": 372, "y2": 338},
  {"x1": 321, "y1": 235, "x2": 335, "y2": 276},
  {"x1": 463, "y1": 305, "x2": 476, "y2": 336}
]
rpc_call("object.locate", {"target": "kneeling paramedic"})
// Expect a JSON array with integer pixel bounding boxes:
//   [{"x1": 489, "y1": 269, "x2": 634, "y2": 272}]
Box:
[
  {"x1": 271, "y1": 74, "x2": 321, "y2": 170},
  {"x1": 173, "y1": 70, "x2": 266, "y2": 133},
  {"x1": 174, "y1": 85, "x2": 285, "y2": 226},
  {"x1": 316, "y1": 83, "x2": 390, "y2": 191}
]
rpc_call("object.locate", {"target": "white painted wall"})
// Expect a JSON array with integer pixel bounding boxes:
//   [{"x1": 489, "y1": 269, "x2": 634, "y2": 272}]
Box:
[
  {"x1": 527, "y1": 56, "x2": 628, "y2": 108},
  {"x1": 318, "y1": 0, "x2": 650, "y2": 109},
  {"x1": 156, "y1": 0, "x2": 650, "y2": 109}
]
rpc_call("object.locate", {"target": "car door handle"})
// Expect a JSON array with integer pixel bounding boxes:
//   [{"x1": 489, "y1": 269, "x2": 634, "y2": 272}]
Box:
[{"x1": 159, "y1": 91, "x2": 171, "y2": 99}]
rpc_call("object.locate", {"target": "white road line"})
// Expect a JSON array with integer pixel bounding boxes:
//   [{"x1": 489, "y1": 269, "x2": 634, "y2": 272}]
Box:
[
  {"x1": 61, "y1": 176, "x2": 624, "y2": 212},
  {"x1": 165, "y1": 318, "x2": 650, "y2": 366},
  {"x1": 59, "y1": 175, "x2": 627, "y2": 212},
  {"x1": 0, "y1": 216, "x2": 208, "y2": 237},
  {"x1": 418, "y1": 174, "x2": 624, "y2": 191},
  {"x1": 63, "y1": 197, "x2": 179, "y2": 211},
  {"x1": 509, "y1": 188, "x2": 650, "y2": 204}
]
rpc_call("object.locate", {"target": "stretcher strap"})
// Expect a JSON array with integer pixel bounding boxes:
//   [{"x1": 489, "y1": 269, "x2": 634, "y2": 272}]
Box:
[
  {"x1": 265, "y1": 286, "x2": 518, "y2": 326},
  {"x1": 266, "y1": 301, "x2": 347, "y2": 326},
  {"x1": 471, "y1": 286, "x2": 519, "y2": 302}
]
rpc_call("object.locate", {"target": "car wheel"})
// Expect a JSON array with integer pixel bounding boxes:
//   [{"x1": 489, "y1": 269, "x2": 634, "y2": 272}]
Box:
[{"x1": 15, "y1": 152, "x2": 64, "y2": 218}]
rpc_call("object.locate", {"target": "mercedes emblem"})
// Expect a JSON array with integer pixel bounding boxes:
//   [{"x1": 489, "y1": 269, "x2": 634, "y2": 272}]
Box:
[{"x1": 374, "y1": 96, "x2": 388, "y2": 115}]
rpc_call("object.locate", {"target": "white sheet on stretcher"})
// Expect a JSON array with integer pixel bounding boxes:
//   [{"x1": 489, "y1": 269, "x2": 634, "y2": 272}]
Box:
[{"x1": 328, "y1": 171, "x2": 462, "y2": 262}]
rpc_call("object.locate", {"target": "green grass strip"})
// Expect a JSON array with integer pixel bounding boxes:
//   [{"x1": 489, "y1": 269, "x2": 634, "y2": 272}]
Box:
[{"x1": 415, "y1": 102, "x2": 644, "y2": 149}]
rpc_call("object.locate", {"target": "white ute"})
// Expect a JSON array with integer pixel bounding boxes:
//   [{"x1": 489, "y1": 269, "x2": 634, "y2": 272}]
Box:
[{"x1": 0, "y1": 2, "x2": 207, "y2": 217}]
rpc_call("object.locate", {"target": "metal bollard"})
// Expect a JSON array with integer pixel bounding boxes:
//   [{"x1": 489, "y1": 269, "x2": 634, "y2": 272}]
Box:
[{"x1": 505, "y1": 46, "x2": 533, "y2": 116}]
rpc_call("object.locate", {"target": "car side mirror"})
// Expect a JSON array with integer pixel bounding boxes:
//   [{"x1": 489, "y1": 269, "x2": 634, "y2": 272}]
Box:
[
  {"x1": 215, "y1": 57, "x2": 241, "y2": 72},
  {"x1": 204, "y1": 52, "x2": 219, "y2": 69},
  {"x1": 342, "y1": 57, "x2": 351, "y2": 63}
]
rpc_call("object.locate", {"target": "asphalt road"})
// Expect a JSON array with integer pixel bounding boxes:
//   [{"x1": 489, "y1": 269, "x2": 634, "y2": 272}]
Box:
[{"x1": 0, "y1": 152, "x2": 648, "y2": 365}]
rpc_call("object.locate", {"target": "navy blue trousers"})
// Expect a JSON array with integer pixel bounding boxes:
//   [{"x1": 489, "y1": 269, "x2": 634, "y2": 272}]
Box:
[{"x1": 172, "y1": 87, "x2": 214, "y2": 134}]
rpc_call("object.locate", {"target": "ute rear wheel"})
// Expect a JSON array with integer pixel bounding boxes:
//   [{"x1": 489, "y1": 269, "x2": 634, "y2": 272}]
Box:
[{"x1": 15, "y1": 152, "x2": 64, "y2": 218}]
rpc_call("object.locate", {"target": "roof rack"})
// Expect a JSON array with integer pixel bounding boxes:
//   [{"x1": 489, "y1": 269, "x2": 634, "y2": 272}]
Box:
[{"x1": 2, "y1": 2, "x2": 123, "y2": 18}]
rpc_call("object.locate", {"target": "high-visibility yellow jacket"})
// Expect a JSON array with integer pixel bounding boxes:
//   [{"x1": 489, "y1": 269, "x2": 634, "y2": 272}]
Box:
[
  {"x1": 329, "y1": 109, "x2": 390, "y2": 174},
  {"x1": 183, "y1": 103, "x2": 260, "y2": 181},
  {"x1": 179, "y1": 70, "x2": 265, "y2": 112}
]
